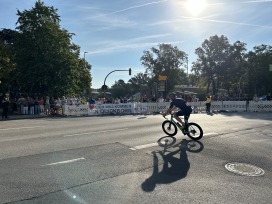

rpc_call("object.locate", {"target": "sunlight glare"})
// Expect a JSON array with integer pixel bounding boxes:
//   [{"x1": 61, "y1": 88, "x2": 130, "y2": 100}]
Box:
[{"x1": 186, "y1": 0, "x2": 207, "y2": 16}]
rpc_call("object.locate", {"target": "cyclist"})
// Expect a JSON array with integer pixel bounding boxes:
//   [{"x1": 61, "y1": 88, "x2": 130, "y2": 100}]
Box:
[{"x1": 162, "y1": 92, "x2": 192, "y2": 133}]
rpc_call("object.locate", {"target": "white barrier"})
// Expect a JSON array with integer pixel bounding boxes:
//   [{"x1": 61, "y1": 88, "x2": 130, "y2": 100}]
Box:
[
  {"x1": 63, "y1": 105, "x2": 89, "y2": 116},
  {"x1": 248, "y1": 101, "x2": 272, "y2": 112},
  {"x1": 222, "y1": 101, "x2": 247, "y2": 112},
  {"x1": 62, "y1": 101, "x2": 272, "y2": 116}
]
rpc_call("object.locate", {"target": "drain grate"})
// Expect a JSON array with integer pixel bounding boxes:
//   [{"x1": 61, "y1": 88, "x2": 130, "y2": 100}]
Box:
[{"x1": 225, "y1": 162, "x2": 265, "y2": 176}]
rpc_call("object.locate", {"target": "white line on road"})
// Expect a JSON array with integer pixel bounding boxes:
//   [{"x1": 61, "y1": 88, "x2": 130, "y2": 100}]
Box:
[
  {"x1": 130, "y1": 132, "x2": 218, "y2": 150},
  {"x1": 0, "y1": 126, "x2": 44, "y2": 131},
  {"x1": 64, "y1": 128, "x2": 129, "y2": 137},
  {"x1": 203, "y1": 132, "x2": 218, "y2": 136},
  {"x1": 42, "y1": 157, "x2": 85, "y2": 166}
]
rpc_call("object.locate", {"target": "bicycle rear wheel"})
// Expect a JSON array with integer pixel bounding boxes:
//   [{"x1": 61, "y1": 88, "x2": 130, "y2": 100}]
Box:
[
  {"x1": 162, "y1": 120, "x2": 177, "y2": 137},
  {"x1": 186, "y1": 122, "x2": 203, "y2": 140}
]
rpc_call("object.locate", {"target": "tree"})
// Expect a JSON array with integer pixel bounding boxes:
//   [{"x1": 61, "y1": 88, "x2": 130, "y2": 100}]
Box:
[
  {"x1": 245, "y1": 45, "x2": 272, "y2": 96},
  {"x1": 14, "y1": 0, "x2": 91, "y2": 97},
  {"x1": 192, "y1": 35, "x2": 246, "y2": 96},
  {"x1": 140, "y1": 43, "x2": 187, "y2": 93},
  {"x1": 0, "y1": 29, "x2": 17, "y2": 94},
  {"x1": 110, "y1": 79, "x2": 133, "y2": 99}
]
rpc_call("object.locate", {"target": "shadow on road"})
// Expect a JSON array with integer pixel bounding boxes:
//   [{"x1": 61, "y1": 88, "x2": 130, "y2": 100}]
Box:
[{"x1": 141, "y1": 138, "x2": 204, "y2": 192}]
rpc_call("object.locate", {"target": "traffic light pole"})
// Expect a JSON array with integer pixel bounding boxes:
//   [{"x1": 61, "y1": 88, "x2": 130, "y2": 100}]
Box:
[{"x1": 102, "y1": 68, "x2": 131, "y2": 91}]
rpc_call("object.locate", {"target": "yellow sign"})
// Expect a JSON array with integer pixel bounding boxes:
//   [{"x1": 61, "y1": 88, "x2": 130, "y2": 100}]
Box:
[{"x1": 159, "y1": 75, "x2": 167, "y2": 80}]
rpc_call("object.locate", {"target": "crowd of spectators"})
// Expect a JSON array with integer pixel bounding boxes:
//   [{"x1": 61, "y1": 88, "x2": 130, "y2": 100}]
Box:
[
  {"x1": 2, "y1": 92, "x2": 271, "y2": 117},
  {"x1": 4, "y1": 95, "x2": 88, "y2": 116}
]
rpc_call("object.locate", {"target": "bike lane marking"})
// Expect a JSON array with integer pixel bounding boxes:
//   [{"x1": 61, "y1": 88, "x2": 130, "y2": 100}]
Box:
[{"x1": 63, "y1": 128, "x2": 129, "y2": 137}]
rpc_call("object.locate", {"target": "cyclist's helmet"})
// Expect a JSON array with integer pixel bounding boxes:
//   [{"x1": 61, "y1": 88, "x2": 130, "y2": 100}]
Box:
[{"x1": 169, "y1": 92, "x2": 176, "y2": 97}]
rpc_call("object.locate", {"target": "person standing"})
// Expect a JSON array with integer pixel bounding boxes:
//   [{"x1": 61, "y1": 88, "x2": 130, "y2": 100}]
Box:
[
  {"x1": 205, "y1": 95, "x2": 212, "y2": 114},
  {"x1": 45, "y1": 96, "x2": 50, "y2": 115},
  {"x1": 267, "y1": 93, "x2": 271, "y2": 101},
  {"x1": 2, "y1": 94, "x2": 9, "y2": 119},
  {"x1": 39, "y1": 97, "x2": 45, "y2": 114}
]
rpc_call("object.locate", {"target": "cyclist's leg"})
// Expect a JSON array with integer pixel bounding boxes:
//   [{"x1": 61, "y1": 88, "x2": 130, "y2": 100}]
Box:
[
  {"x1": 174, "y1": 111, "x2": 184, "y2": 125},
  {"x1": 184, "y1": 109, "x2": 192, "y2": 131}
]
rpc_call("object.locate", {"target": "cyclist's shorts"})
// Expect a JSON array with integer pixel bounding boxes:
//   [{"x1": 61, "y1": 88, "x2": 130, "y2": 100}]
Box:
[{"x1": 176, "y1": 109, "x2": 192, "y2": 121}]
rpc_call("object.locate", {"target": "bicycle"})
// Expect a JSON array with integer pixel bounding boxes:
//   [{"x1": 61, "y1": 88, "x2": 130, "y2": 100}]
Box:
[{"x1": 162, "y1": 113, "x2": 203, "y2": 140}]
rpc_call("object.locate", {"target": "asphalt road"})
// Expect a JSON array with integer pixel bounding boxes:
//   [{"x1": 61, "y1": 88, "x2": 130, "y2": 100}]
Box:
[{"x1": 0, "y1": 112, "x2": 271, "y2": 204}]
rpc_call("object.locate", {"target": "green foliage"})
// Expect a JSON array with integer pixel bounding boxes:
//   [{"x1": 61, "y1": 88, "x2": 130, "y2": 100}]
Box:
[
  {"x1": 110, "y1": 79, "x2": 133, "y2": 98},
  {"x1": 140, "y1": 43, "x2": 187, "y2": 93},
  {"x1": 14, "y1": 0, "x2": 91, "y2": 97},
  {"x1": 0, "y1": 29, "x2": 17, "y2": 93},
  {"x1": 192, "y1": 35, "x2": 247, "y2": 96},
  {"x1": 245, "y1": 45, "x2": 272, "y2": 96}
]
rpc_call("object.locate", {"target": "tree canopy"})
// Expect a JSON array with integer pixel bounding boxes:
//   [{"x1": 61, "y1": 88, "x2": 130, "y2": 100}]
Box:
[
  {"x1": 192, "y1": 35, "x2": 247, "y2": 96},
  {"x1": 140, "y1": 43, "x2": 188, "y2": 93},
  {"x1": 12, "y1": 0, "x2": 92, "y2": 97}
]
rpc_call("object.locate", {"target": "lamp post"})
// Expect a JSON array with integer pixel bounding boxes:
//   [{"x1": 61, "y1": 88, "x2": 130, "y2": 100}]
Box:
[
  {"x1": 84, "y1": 51, "x2": 88, "y2": 63},
  {"x1": 186, "y1": 56, "x2": 189, "y2": 88},
  {"x1": 186, "y1": 56, "x2": 189, "y2": 78}
]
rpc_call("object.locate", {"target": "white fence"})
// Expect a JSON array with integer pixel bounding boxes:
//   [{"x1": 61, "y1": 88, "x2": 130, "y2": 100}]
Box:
[{"x1": 62, "y1": 101, "x2": 272, "y2": 116}]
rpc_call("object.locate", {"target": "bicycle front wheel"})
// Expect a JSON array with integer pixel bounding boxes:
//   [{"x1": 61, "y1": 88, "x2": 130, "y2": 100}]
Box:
[
  {"x1": 162, "y1": 120, "x2": 177, "y2": 137},
  {"x1": 186, "y1": 122, "x2": 203, "y2": 140}
]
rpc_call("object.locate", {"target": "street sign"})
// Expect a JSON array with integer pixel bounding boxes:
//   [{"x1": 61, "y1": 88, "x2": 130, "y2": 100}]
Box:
[{"x1": 159, "y1": 75, "x2": 167, "y2": 80}]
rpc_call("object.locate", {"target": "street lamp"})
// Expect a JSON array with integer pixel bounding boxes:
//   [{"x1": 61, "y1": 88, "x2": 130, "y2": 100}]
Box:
[
  {"x1": 186, "y1": 56, "x2": 189, "y2": 78},
  {"x1": 84, "y1": 51, "x2": 88, "y2": 62},
  {"x1": 186, "y1": 56, "x2": 189, "y2": 87}
]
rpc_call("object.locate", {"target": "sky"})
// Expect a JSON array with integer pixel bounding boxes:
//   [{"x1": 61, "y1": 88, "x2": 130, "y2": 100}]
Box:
[{"x1": 1, "y1": 0, "x2": 272, "y2": 89}]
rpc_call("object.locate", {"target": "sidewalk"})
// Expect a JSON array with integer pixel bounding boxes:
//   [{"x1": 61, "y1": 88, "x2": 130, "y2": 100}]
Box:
[{"x1": 0, "y1": 113, "x2": 63, "y2": 121}]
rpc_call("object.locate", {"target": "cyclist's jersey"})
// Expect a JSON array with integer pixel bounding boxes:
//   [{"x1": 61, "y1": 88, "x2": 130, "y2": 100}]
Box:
[{"x1": 170, "y1": 98, "x2": 192, "y2": 112}]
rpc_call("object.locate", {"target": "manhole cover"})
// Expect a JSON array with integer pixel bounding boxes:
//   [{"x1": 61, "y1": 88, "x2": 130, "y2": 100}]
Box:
[{"x1": 225, "y1": 162, "x2": 265, "y2": 176}]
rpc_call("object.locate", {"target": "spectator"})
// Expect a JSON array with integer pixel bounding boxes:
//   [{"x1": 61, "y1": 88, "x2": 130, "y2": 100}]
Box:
[
  {"x1": 1, "y1": 94, "x2": 9, "y2": 119},
  {"x1": 49, "y1": 97, "x2": 55, "y2": 114},
  {"x1": 253, "y1": 94, "x2": 259, "y2": 102},
  {"x1": 39, "y1": 97, "x2": 45, "y2": 114},
  {"x1": 22, "y1": 97, "x2": 28, "y2": 114},
  {"x1": 45, "y1": 96, "x2": 50, "y2": 115},
  {"x1": 158, "y1": 96, "x2": 164, "y2": 103},
  {"x1": 34, "y1": 97, "x2": 40, "y2": 114},
  {"x1": 142, "y1": 95, "x2": 148, "y2": 103},
  {"x1": 205, "y1": 95, "x2": 212, "y2": 114},
  {"x1": 151, "y1": 95, "x2": 156, "y2": 102},
  {"x1": 267, "y1": 93, "x2": 271, "y2": 101},
  {"x1": 28, "y1": 97, "x2": 34, "y2": 115}
]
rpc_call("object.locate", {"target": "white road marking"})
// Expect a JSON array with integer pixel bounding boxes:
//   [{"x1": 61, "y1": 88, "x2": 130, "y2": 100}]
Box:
[
  {"x1": 64, "y1": 128, "x2": 129, "y2": 137},
  {"x1": 130, "y1": 142, "x2": 158, "y2": 150},
  {"x1": 203, "y1": 132, "x2": 218, "y2": 136},
  {"x1": 0, "y1": 126, "x2": 44, "y2": 131},
  {"x1": 42, "y1": 157, "x2": 85, "y2": 166},
  {"x1": 130, "y1": 132, "x2": 218, "y2": 150}
]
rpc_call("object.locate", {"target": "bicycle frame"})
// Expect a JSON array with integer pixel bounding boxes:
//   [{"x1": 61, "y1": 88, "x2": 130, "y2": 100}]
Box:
[
  {"x1": 167, "y1": 113, "x2": 188, "y2": 126},
  {"x1": 165, "y1": 113, "x2": 184, "y2": 133}
]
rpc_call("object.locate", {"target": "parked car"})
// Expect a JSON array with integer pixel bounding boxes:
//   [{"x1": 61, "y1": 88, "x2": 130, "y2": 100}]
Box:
[{"x1": 259, "y1": 95, "x2": 267, "y2": 101}]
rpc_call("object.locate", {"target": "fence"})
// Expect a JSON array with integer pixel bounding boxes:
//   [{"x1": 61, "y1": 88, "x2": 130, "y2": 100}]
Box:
[{"x1": 62, "y1": 101, "x2": 272, "y2": 116}]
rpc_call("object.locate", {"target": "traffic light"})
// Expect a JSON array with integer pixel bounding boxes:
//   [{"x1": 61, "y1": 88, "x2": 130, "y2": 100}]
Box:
[
  {"x1": 129, "y1": 68, "x2": 131, "y2": 75},
  {"x1": 101, "y1": 84, "x2": 107, "y2": 91}
]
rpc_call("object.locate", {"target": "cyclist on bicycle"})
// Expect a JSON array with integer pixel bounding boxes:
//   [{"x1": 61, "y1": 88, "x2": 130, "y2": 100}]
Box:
[{"x1": 162, "y1": 92, "x2": 192, "y2": 133}]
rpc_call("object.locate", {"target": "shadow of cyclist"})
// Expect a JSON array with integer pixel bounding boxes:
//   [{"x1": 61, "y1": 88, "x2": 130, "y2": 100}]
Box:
[{"x1": 141, "y1": 138, "x2": 204, "y2": 192}]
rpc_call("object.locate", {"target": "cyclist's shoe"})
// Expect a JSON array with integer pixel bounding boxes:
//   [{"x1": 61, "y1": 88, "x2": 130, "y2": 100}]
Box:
[{"x1": 183, "y1": 124, "x2": 189, "y2": 134}]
